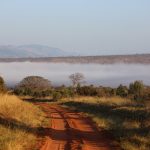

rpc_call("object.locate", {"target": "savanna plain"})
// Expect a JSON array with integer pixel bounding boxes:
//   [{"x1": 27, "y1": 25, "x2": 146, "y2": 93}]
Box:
[{"x1": 0, "y1": 72, "x2": 150, "y2": 150}]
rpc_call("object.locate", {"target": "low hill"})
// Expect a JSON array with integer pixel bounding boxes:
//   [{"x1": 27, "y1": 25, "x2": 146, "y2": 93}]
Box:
[{"x1": 0, "y1": 45, "x2": 72, "y2": 58}]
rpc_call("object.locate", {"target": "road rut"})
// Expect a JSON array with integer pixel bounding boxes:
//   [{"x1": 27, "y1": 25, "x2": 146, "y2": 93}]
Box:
[{"x1": 39, "y1": 103, "x2": 119, "y2": 150}]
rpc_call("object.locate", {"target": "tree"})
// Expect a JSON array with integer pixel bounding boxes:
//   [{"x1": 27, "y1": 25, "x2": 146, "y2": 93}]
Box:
[
  {"x1": 15, "y1": 76, "x2": 51, "y2": 97},
  {"x1": 69, "y1": 73, "x2": 85, "y2": 88},
  {"x1": 116, "y1": 84, "x2": 128, "y2": 97},
  {"x1": 129, "y1": 81, "x2": 144, "y2": 100},
  {"x1": 0, "y1": 76, "x2": 5, "y2": 92}
]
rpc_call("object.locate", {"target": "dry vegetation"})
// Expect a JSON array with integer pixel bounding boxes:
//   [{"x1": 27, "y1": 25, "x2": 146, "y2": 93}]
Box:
[
  {"x1": 0, "y1": 94, "x2": 46, "y2": 150},
  {"x1": 60, "y1": 96, "x2": 150, "y2": 150}
]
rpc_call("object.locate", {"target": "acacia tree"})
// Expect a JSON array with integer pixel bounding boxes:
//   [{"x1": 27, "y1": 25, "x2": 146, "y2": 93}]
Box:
[
  {"x1": 69, "y1": 73, "x2": 85, "y2": 88},
  {"x1": 15, "y1": 76, "x2": 51, "y2": 97}
]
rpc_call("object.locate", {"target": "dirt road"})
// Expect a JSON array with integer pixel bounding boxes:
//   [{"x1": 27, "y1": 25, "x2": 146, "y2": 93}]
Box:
[{"x1": 38, "y1": 103, "x2": 119, "y2": 150}]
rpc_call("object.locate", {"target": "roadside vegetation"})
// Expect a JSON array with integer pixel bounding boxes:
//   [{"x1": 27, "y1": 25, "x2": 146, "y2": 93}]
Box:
[
  {"x1": 60, "y1": 96, "x2": 150, "y2": 150},
  {"x1": 0, "y1": 77, "x2": 47, "y2": 150}
]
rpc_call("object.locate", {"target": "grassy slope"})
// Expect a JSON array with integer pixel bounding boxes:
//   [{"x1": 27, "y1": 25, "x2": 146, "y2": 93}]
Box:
[
  {"x1": 60, "y1": 96, "x2": 150, "y2": 150},
  {"x1": 0, "y1": 94, "x2": 46, "y2": 150}
]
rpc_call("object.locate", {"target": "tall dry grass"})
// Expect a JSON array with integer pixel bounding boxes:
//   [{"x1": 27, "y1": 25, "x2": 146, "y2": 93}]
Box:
[
  {"x1": 0, "y1": 94, "x2": 45, "y2": 150},
  {"x1": 61, "y1": 96, "x2": 150, "y2": 150}
]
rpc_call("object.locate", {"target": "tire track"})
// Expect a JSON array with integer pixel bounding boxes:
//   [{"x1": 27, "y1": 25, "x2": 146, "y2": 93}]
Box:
[{"x1": 38, "y1": 103, "x2": 119, "y2": 150}]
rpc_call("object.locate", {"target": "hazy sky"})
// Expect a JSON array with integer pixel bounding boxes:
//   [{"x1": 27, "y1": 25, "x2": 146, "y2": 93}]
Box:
[{"x1": 0, "y1": 0, "x2": 150, "y2": 55}]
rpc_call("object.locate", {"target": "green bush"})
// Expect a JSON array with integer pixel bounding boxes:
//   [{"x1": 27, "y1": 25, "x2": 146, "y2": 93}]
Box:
[
  {"x1": 129, "y1": 81, "x2": 144, "y2": 100},
  {"x1": 0, "y1": 76, "x2": 6, "y2": 93},
  {"x1": 52, "y1": 91, "x2": 62, "y2": 101},
  {"x1": 77, "y1": 85, "x2": 98, "y2": 96},
  {"x1": 53, "y1": 86, "x2": 74, "y2": 99},
  {"x1": 76, "y1": 85, "x2": 116, "y2": 97},
  {"x1": 97, "y1": 87, "x2": 116, "y2": 97},
  {"x1": 116, "y1": 84, "x2": 128, "y2": 97}
]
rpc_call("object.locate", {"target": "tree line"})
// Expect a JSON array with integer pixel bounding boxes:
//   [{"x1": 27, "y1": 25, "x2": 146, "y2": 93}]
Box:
[{"x1": 0, "y1": 73, "x2": 149, "y2": 101}]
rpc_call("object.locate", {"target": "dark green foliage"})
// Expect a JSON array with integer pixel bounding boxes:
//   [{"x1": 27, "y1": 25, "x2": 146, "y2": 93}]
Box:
[
  {"x1": 97, "y1": 87, "x2": 116, "y2": 97},
  {"x1": 52, "y1": 86, "x2": 74, "y2": 100},
  {"x1": 77, "y1": 85, "x2": 98, "y2": 96},
  {"x1": 0, "y1": 76, "x2": 6, "y2": 92},
  {"x1": 75, "y1": 81, "x2": 147, "y2": 101},
  {"x1": 129, "y1": 81, "x2": 144, "y2": 100},
  {"x1": 143, "y1": 86, "x2": 150, "y2": 100},
  {"x1": 52, "y1": 91, "x2": 62, "y2": 101},
  {"x1": 116, "y1": 84, "x2": 128, "y2": 97},
  {"x1": 13, "y1": 75, "x2": 148, "y2": 102},
  {"x1": 76, "y1": 85, "x2": 116, "y2": 97},
  {"x1": 14, "y1": 76, "x2": 52, "y2": 97},
  {"x1": 59, "y1": 87, "x2": 74, "y2": 97}
]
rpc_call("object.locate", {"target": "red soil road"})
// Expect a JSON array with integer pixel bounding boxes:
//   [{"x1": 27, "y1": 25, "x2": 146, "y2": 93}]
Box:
[{"x1": 39, "y1": 103, "x2": 119, "y2": 150}]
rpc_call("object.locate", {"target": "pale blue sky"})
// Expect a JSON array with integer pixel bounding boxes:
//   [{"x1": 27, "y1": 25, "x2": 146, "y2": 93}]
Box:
[{"x1": 0, "y1": 0, "x2": 150, "y2": 55}]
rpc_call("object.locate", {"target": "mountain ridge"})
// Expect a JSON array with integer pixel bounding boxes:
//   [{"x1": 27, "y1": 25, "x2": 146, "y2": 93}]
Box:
[{"x1": 0, "y1": 44, "x2": 73, "y2": 58}]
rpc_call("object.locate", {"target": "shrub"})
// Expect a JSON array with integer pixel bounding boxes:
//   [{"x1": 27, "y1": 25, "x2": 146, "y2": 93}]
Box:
[
  {"x1": 143, "y1": 86, "x2": 150, "y2": 100},
  {"x1": 52, "y1": 86, "x2": 74, "y2": 101},
  {"x1": 52, "y1": 91, "x2": 62, "y2": 101},
  {"x1": 129, "y1": 81, "x2": 144, "y2": 100},
  {"x1": 116, "y1": 84, "x2": 128, "y2": 97},
  {"x1": 0, "y1": 76, "x2": 6, "y2": 92},
  {"x1": 77, "y1": 85, "x2": 98, "y2": 96},
  {"x1": 97, "y1": 87, "x2": 116, "y2": 97},
  {"x1": 76, "y1": 85, "x2": 116, "y2": 97}
]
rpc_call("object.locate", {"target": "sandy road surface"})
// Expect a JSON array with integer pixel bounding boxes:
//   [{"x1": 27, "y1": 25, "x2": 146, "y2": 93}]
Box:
[{"x1": 38, "y1": 103, "x2": 119, "y2": 150}]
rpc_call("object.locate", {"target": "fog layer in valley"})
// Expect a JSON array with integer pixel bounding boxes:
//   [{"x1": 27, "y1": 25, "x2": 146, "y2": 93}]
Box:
[{"x1": 0, "y1": 62, "x2": 150, "y2": 87}]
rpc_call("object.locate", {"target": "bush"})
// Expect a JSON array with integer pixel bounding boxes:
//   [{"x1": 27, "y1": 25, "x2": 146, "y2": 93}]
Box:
[
  {"x1": 116, "y1": 84, "x2": 128, "y2": 97},
  {"x1": 143, "y1": 86, "x2": 150, "y2": 100},
  {"x1": 52, "y1": 86, "x2": 74, "y2": 100},
  {"x1": 52, "y1": 91, "x2": 62, "y2": 101},
  {"x1": 129, "y1": 81, "x2": 144, "y2": 100},
  {"x1": 76, "y1": 85, "x2": 116, "y2": 97},
  {"x1": 77, "y1": 85, "x2": 98, "y2": 96},
  {"x1": 96, "y1": 87, "x2": 116, "y2": 97},
  {"x1": 0, "y1": 76, "x2": 6, "y2": 93}
]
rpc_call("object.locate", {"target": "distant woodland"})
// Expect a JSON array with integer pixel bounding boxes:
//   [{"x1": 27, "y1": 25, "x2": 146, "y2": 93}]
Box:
[{"x1": 0, "y1": 54, "x2": 150, "y2": 64}]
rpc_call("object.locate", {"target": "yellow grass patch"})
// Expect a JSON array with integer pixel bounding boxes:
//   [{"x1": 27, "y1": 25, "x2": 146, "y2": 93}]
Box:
[{"x1": 0, "y1": 94, "x2": 45, "y2": 150}]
